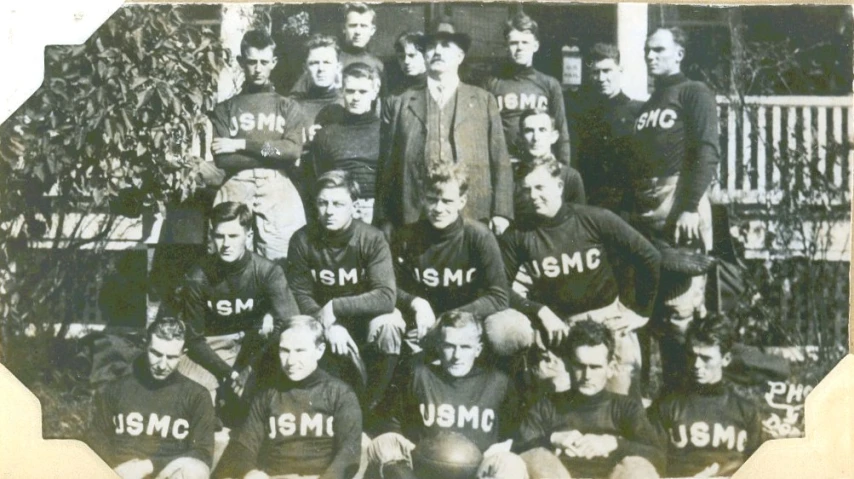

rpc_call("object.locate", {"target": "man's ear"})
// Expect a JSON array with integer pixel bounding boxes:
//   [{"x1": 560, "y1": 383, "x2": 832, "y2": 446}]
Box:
[
  {"x1": 675, "y1": 47, "x2": 685, "y2": 63},
  {"x1": 245, "y1": 228, "x2": 254, "y2": 251},
  {"x1": 315, "y1": 341, "x2": 327, "y2": 359},
  {"x1": 721, "y1": 351, "x2": 732, "y2": 368},
  {"x1": 474, "y1": 340, "x2": 484, "y2": 358},
  {"x1": 533, "y1": 39, "x2": 541, "y2": 54},
  {"x1": 459, "y1": 193, "x2": 468, "y2": 209},
  {"x1": 270, "y1": 56, "x2": 278, "y2": 68}
]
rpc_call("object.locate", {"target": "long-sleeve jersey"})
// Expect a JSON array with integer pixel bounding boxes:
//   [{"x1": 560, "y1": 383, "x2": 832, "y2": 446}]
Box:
[
  {"x1": 214, "y1": 369, "x2": 362, "y2": 479},
  {"x1": 178, "y1": 251, "x2": 300, "y2": 379},
  {"x1": 209, "y1": 83, "x2": 306, "y2": 174},
  {"x1": 516, "y1": 389, "x2": 665, "y2": 478},
  {"x1": 380, "y1": 354, "x2": 518, "y2": 452},
  {"x1": 633, "y1": 73, "x2": 720, "y2": 213},
  {"x1": 391, "y1": 217, "x2": 508, "y2": 319},
  {"x1": 287, "y1": 220, "x2": 396, "y2": 325},
  {"x1": 648, "y1": 381, "x2": 764, "y2": 477},
  {"x1": 484, "y1": 64, "x2": 571, "y2": 166},
  {"x1": 500, "y1": 204, "x2": 661, "y2": 319},
  {"x1": 311, "y1": 111, "x2": 381, "y2": 198},
  {"x1": 89, "y1": 357, "x2": 215, "y2": 476},
  {"x1": 294, "y1": 86, "x2": 345, "y2": 142}
]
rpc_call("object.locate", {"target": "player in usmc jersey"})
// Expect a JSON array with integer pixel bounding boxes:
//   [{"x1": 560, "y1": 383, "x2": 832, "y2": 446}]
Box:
[{"x1": 88, "y1": 317, "x2": 215, "y2": 479}]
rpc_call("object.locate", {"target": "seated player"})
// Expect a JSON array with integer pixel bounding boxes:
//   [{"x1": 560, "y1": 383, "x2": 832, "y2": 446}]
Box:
[
  {"x1": 311, "y1": 62, "x2": 382, "y2": 224},
  {"x1": 287, "y1": 170, "x2": 404, "y2": 409},
  {"x1": 173, "y1": 202, "x2": 299, "y2": 425},
  {"x1": 516, "y1": 320, "x2": 665, "y2": 479},
  {"x1": 367, "y1": 311, "x2": 522, "y2": 478},
  {"x1": 648, "y1": 314, "x2": 765, "y2": 477},
  {"x1": 214, "y1": 315, "x2": 362, "y2": 479},
  {"x1": 88, "y1": 317, "x2": 215, "y2": 479},
  {"x1": 391, "y1": 165, "x2": 510, "y2": 353},
  {"x1": 498, "y1": 156, "x2": 661, "y2": 396}
]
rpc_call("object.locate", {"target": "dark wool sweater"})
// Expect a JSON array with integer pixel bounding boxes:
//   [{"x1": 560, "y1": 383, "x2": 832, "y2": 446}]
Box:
[
  {"x1": 382, "y1": 354, "x2": 518, "y2": 452},
  {"x1": 89, "y1": 358, "x2": 215, "y2": 476},
  {"x1": 500, "y1": 204, "x2": 661, "y2": 319},
  {"x1": 648, "y1": 381, "x2": 764, "y2": 477},
  {"x1": 485, "y1": 64, "x2": 572, "y2": 166},
  {"x1": 214, "y1": 369, "x2": 362, "y2": 479},
  {"x1": 633, "y1": 73, "x2": 720, "y2": 213},
  {"x1": 287, "y1": 220, "x2": 396, "y2": 326},
  {"x1": 517, "y1": 389, "x2": 665, "y2": 478},
  {"x1": 208, "y1": 83, "x2": 306, "y2": 174},
  {"x1": 293, "y1": 86, "x2": 345, "y2": 142},
  {"x1": 311, "y1": 110, "x2": 381, "y2": 198},
  {"x1": 392, "y1": 217, "x2": 508, "y2": 319},
  {"x1": 179, "y1": 251, "x2": 300, "y2": 379}
]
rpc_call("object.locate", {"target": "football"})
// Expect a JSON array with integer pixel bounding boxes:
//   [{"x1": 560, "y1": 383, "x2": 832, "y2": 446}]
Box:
[{"x1": 412, "y1": 431, "x2": 484, "y2": 479}]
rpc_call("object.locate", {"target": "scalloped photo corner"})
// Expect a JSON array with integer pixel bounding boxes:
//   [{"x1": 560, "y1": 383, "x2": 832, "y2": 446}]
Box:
[{"x1": 0, "y1": 1, "x2": 851, "y2": 479}]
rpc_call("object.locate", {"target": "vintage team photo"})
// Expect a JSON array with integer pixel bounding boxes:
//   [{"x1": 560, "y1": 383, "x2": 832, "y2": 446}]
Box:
[{"x1": 0, "y1": 3, "x2": 851, "y2": 479}]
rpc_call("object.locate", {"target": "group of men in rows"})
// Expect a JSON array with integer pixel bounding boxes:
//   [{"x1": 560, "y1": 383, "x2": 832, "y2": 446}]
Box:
[{"x1": 88, "y1": 4, "x2": 764, "y2": 479}]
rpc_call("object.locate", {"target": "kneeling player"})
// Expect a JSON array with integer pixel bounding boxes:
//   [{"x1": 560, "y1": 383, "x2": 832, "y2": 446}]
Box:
[
  {"x1": 214, "y1": 315, "x2": 362, "y2": 479},
  {"x1": 88, "y1": 317, "x2": 215, "y2": 479},
  {"x1": 367, "y1": 311, "x2": 522, "y2": 478},
  {"x1": 648, "y1": 314, "x2": 765, "y2": 477},
  {"x1": 516, "y1": 320, "x2": 664, "y2": 478}
]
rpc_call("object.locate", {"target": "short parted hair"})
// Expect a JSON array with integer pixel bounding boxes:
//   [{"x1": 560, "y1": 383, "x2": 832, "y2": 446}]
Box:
[
  {"x1": 394, "y1": 31, "x2": 425, "y2": 54},
  {"x1": 240, "y1": 29, "x2": 276, "y2": 57},
  {"x1": 343, "y1": 2, "x2": 376, "y2": 22},
  {"x1": 210, "y1": 201, "x2": 253, "y2": 230},
  {"x1": 515, "y1": 153, "x2": 563, "y2": 180},
  {"x1": 315, "y1": 169, "x2": 361, "y2": 201},
  {"x1": 425, "y1": 163, "x2": 470, "y2": 197},
  {"x1": 305, "y1": 34, "x2": 340, "y2": 59},
  {"x1": 561, "y1": 319, "x2": 616, "y2": 362},
  {"x1": 519, "y1": 108, "x2": 557, "y2": 132},
  {"x1": 279, "y1": 315, "x2": 326, "y2": 346},
  {"x1": 587, "y1": 42, "x2": 620, "y2": 66},
  {"x1": 147, "y1": 317, "x2": 187, "y2": 342},
  {"x1": 686, "y1": 313, "x2": 735, "y2": 354},
  {"x1": 342, "y1": 62, "x2": 380, "y2": 84},
  {"x1": 504, "y1": 12, "x2": 539, "y2": 39},
  {"x1": 655, "y1": 26, "x2": 688, "y2": 51},
  {"x1": 437, "y1": 310, "x2": 483, "y2": 338}
]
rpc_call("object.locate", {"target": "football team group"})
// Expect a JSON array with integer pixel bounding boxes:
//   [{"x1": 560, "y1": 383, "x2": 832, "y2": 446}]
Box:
[{"x1": 87, "y1": 4, "x2": 766, "y2": 479}]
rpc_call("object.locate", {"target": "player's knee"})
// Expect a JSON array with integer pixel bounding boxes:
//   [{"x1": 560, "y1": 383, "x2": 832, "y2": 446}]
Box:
[
  {"x1": 519, "y1": 447, "x2": 572, "y2": 479},
  {"x1": 156, "y1": 457, "x2": 210, "y2": 479},
  {"x1": 368, "y1": 310, "x2": 405, "y2": 354},
  {"x1": 609, "y1": 456, "x2": 660, "y2": 479},
  {"x1": 484, "y1": 309, "x2": 535, "y2": 357},
  {"x1": 477, "y1": 451, "x2": 529, "y2": 479}
]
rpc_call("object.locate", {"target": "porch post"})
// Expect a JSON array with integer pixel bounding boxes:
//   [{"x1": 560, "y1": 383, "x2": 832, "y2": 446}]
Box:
[
  {"x1": 616, "y1": 3, "x2": 649, "y2": 101},
  {"x1": 218, "y1": 4, "x2": 255, "y2": 102}
]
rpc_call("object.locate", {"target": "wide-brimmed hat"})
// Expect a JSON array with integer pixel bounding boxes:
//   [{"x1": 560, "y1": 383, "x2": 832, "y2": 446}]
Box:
[{"x1": 419, "y1": 16, "x2": 471, "y2": 52}]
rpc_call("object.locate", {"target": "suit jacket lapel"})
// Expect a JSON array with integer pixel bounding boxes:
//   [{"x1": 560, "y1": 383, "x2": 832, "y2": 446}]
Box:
[{"x1": 406, "y1": 88, "x2": 427, "y2": 127}]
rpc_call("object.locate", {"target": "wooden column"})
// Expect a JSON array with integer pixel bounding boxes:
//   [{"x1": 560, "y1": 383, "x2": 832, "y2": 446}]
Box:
[{"x1": 616, "y1": 3, "x2": 649, "y2": 101}]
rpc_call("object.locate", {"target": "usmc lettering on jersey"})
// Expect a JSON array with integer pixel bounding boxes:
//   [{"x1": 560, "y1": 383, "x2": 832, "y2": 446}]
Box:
[
  {"x1": 207, "y1": 298, "x2": 254, "y2": 316},
  {"x1": 525, "y1": 248, "x2": 601, "y2": 279},
  {"x1": 113, "y1": 412, "x2": 190, "y2": 440},
  {"x1": 635, "y1": 108, "x2": 678, "y2": 131},
  {"x1": 413, "y1": 267, "x2": 477, "y2": 288},
  {"x1": 229, "y1": 113, "x2": 286, "y2": 136},
  {"x1": 668, "y1": 422, "x2": 749, "y2": 452},
  {"x1": 267, "y1": 413, "x2": 335, "y2": 439},
  {"x1": 311, "y1": 268, "x2": 364, "y2": 286},
  {"x1": 419, "y1": 403, "x2": 495, "y2": 433},
  {"x1": 496, "y1": 93, "x2": 548, "y2": 111}
]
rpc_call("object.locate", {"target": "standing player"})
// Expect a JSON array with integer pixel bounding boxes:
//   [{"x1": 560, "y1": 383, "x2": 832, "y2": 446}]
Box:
[
  {"x1": 293, "y1": 34, "x2": 345, "y2": 145},
  {"x1": 515, "y1": 320, "x2": 665, "y2": 478},
  {"x1": 287, "y1": 170, "x2": 404, "y2": 410},
  {"x1": 214, "y1": 316, "x2": 363, "y2": 479},
  {"x1": 631, "y1": 27, "x2": 720, "y2": 392},
  {"x1": 388, "y1": 31, "x2": 427, "y2": 96},
  {"x1": 89, "y1": 317, "x2": 215, "y2": 479},
  {"x1": 209, "y1": 29, "x2": 306, "y2": 262},
  {"x1": 311, "y1": 63, "x2": 382, "y2": 225},
  {"x1": 174, "y1": 202, "x2": 300, "y2": 425},
  {"x1": 648, "y1": 314, "x2": 765, "y2": 477},
  {"x1": 484, "y1": 12, "x2": 571, "y2": 167},
  {"x1": 498, "y1": 156, "x2": 661, "y2": 395}
]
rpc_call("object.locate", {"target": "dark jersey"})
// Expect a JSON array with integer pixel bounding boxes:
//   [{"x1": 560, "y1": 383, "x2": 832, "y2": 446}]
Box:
[
  {"x1": 484, "y1": 64, "x2": 571, "y2": 166},
  {"x1": 382, "y1": 354, "x2": 518, "y2": 452},
  {"x1": 209, "y1": 83, "x2": 306, "y2": 174},
  {"x1": 311, "y1": 111, "x2": 381, "y2": 198},
  {"x1": 648, "y1": 382, "x2": 764, "y2": 477},
  {"x1": 89, "y1": 358, "x2": 215, "y2": 475},
  {"x1": 516, "y1": 390, "x2": 665, "y2": 478},
  {"x1": 293, "y1": 87, "x2": 345, "y2": 143},
  {"x1": 633, "y1": 73, "x2": 720, "y2": 213},
  {"x1": 179, "y1": 251, "x2": 300, "y2": 379},
  {"x1": 287, "y1": 220, "x2": 396, "y2": 325},
  {"x1": 392, "y1": 217, "x2": 508, "y2": 319},
  {"x1": 214, "y1": 369, "x2": 362, "y2": 479},
  {"x1": 500, "y1": 204, "x2": 660, "y2": 319}
]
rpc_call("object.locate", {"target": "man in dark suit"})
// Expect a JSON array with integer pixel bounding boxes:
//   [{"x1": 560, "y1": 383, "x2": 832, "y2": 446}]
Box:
[{"x1": 375, "y1": 18, "x2": 514, "y2": 236}]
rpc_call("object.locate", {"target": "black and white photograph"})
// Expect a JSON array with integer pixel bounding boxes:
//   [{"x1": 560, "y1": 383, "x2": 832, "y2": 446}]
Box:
[{"x1": 0, "y1": 2, "x2": 851, "y2": 478}]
